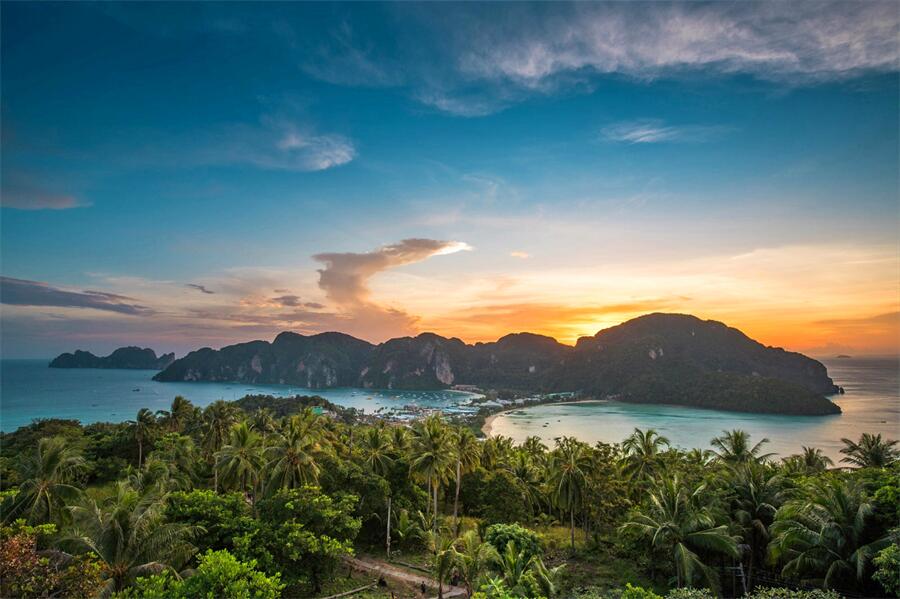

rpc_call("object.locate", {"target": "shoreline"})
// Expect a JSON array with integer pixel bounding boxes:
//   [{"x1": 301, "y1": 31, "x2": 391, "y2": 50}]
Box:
[{"x1": 480, "y1": 399, "x2": 607, "y2": 437}]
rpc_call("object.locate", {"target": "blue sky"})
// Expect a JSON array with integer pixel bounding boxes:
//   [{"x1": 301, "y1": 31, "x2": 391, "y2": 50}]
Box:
[{"x1": 1, "y1": 2, "x2": 898, "y2": 357}]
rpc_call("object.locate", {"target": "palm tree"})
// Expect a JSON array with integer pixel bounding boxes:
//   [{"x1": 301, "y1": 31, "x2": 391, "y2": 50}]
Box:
[
  {"x1": 157, "y1": 395, "x2": 195, "y2": 433},
  {"x1": 3, "y1": 437, "x2": 84, "y2": 524},
  {"x1": 201, "y1": 400, "x2": 239, "y2": 490},
  {"x1": 710, "y1": 429, "x2": 774, "y2": 465},
  {"x1": 620, "y1": 475, "x2": 739, "y2": 589},
  {"x1": 428, "y1": 532, "x2": 458, "y2": 599},
  {"x1": 770, "y1": 477, "x2": 890, "y2": 588},
  {"x1": 64, "y1": 483, "x2": 197, "y2": 594},
  {"x1": 410, "y1": 415, "x2": 454, "y2": 532},
  {"x1": 249, "y1": 407, "x2": 277, "y2": 434},
  {"x1": 548, "y1": 436, "x2": 591, "y2": 551},
  {"x1": 789, "y1": 446, "x2": 834, "y2": 473},
  {"x1": 727, "y1": 463, "x2": 785, "y2": 586},
  {"x1": 839, "y1": 433, "x2": 899, "y2": 468},
  {"x1": 453, "y1": 529, "x2": 500, "y2": 597},
  {"x1": 359, "y1": 425, "x2": 395, "y2": 555},
  {"x1": 129, "y1": 408, "x2": 157, "y2": 467},
  {"x1": 148, "y1": 433, "x2": 199, "y2": 487},
  {"x1": 506, "y1": 450, "x2": 544, "y2": 517},
  {"x1": 451, "y1": 427, "x2": 482, "y2": 534},
  {"x1": 264, "y1": 410, "x2": 324, "y2": 494},
  {"x1": 522, "y1": 436, "x2": 548, "y2": 464},
  {"x1": 621, "y1": 428, "x2": 670, "y2": 483},
  {"x1": 216, "y1": 422, "x2": 264, "y2": 500},
  {"x1": 481, "y1": 435, "x2": 514, "y2": 470}
]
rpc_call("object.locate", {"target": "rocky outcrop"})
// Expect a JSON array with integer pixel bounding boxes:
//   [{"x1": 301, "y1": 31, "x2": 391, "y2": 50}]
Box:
[
  {"x1": 153, "y1": 313, "x2": 842, "y2": 415},
  {"x1": 50, "y1": 347, "x2": 175, "y2": 370}
]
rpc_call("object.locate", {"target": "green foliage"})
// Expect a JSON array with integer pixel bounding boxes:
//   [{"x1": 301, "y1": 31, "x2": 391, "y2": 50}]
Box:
[
  {"x1": 664, "y1": 588, "x2": 715, "y2": 599},
  {"x1": 485, "y1": 523, "x2": 543, "y2": 560},
  {"x1": 166, "y1": 490, "x2": 253, "y2": 554},
  {"x1": 873, "y1": 543, "x2": 900, "y2": 596},
  {"x1": 122, "y1": 550, "x2": 284, "y2": 599},
  {"x1": 744, "y1": 588, "x2": 844, "y2": 599},
  {"x1": 0, "y1": 520, "x2": 105, "y2": 599}
]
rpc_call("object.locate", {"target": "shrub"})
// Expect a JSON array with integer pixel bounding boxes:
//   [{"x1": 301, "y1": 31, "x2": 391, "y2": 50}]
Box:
[
  {"x1": 122, "y1": 550, "x2": 284, "y2": 599},
  {"x1": 745, "y1": 588, "x2": 844, "y2": 599},
  {"x1": 873, "y1": 543, "x2": 900, "y2": 597},
  {"x1": 665, "y1": 589, "x2": 715, "y2": 599},
  {"x1": 484, "y1": 523, "x2": 542, "y2": 560}
]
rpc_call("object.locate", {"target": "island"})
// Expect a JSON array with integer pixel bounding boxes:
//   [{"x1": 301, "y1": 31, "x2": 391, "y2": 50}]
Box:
[
  {"x1": 50, "y1": 346, "x2": 175, "y2": 370},
  {"x1": 153, "y1": 313, "x2": 842, "y2": 416}
]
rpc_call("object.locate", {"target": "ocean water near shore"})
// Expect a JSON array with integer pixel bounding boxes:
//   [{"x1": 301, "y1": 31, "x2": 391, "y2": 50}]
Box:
[
  {"x1": 486, "y1": 357, "x2": 899, "y2": 462},
  {"x1": 0, "y1": 359, "x2": 478, "y2": 432},
  {"x1": 1, "y1": 357, "x2": 897, "y2": 462}
]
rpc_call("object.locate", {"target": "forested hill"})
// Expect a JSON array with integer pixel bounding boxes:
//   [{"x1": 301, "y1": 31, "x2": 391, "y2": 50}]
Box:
[
  {"x1": 153, "y1": 313, "x2": 841, "y2": 415},
  {"x1": 49, "y1": 346, "x2": 175, "y2": 370}
]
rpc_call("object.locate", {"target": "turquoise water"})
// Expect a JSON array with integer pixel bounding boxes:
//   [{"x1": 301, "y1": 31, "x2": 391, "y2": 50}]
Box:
[
  {"x1": 488, "y1": 358, "x2": 900, "y2": 462},
  {"x1": 0, "y1": 360, "x2": 478, "y2": 432}
]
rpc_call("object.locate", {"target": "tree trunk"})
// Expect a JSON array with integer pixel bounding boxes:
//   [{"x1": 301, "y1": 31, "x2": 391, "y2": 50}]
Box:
[
  {"x1": 453, "y1": 460, "x2": 461, "y2": 535},
  {"x1": 570, "y1": 509, "x2": 575, "y2": 551},
  {"x1": 433, "y1": 481, "x2": 439, "y2": 533},
  {"x1": 386, "y1": 495, "x2": 392, "y2": 557},
  {"x1": 213, "y1": 464, "x2": 218, "y2": 492},
  {"x1": 138, "y1": 437, "x2": 143, "y2": 468}
]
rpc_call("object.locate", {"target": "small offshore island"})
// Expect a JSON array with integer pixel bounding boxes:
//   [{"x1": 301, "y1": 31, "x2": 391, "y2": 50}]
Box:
[
  {"x1": 153, "y1": 313, "x2": 842, "y2": 416},
  {"x1": 50, "y1": 346, "x2": 175, "y2": 370}
]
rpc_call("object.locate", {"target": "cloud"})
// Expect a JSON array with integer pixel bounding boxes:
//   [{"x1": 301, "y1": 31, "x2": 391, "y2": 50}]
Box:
[
  {"x1": 272, "y1": 294, "x2": 301, "y2": 307},
  {"x1": 0, "y1": 277, "x2": 153, "y2": 315},
  {"x1": 601, "y1": 119, "x2": 730, "y2": 144},
  {"x1": 313, "y1": 238, "x2": 472, "y2": 305},
  {"x1": 455, "y1": 2, "x2": 899, "y2": 86},
  {"x1": 186, "y1": 283, "x2": 215, "y2": 294},
  {"x1": 1, "y1": 177, "x2": 88, "y2": 210},
  {"x1": 202, "y1": 117, "x2": 356, "y2": 172},
  {"x1": 510, "y1": 251, "x2": 530, "y2": 259}
]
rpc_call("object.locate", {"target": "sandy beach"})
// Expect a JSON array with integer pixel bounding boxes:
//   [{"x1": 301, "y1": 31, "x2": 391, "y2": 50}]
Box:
[{"x1": 481, "y1": 399, "x2": 607, "y2": 437}]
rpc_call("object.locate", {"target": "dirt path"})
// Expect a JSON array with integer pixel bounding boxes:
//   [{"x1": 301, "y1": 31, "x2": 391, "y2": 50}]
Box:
[{"x1": 342, "y1": 555, "x2": 467, "y2": 598}]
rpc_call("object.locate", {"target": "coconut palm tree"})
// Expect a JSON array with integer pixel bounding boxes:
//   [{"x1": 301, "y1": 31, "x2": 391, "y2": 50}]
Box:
[
  {"x1": 481, "y1": 435, "x2": 514, "y2": 470},
  {"x1": 215, "y1": 422, "x2": 264, "y2": 500},
  {"x1": 3, "y1": 437, "x2": 85, "y2": 524},
  {"x1": 453, "y1": 529, "x2": 500, "y2": 597},
  {"x1": 726, "y1": 463, "x2": 785, "y2": 586},
  {"x1": 839, "y1": 433, "x2": 899, "y2": 468},
  {"x1": 156, "y1": 396, "x2": 195, "y2": 433},
  {"x1": 548, "y1": 436, "x2": 591, "y2": 551},
  {"x1": 359, "y1": 425, "x2": 395, "y2": 555},
  {"x1": 201, "y1": 400, "x2": 239, "y2": 490},
  {"x1": 64, "y1": 483, "x2": 198, "y2": 594},
  {"x1": 620, "y1": 475, "x2": 739, "y2": 589},
  {"x1": 506, "y1": 450, "x2": 544, "y2": 517},
  {"x1": 249, "y1": 407, "x2": 277, "y2": 434},
  {"x1": 710, "y1": 429, "x2": 774, "y2": 465},
  {"x1": 425, "y1": 531, "x2": 458, "y2": 599},
  {"x1": 147, "y1": 433, "x2": 199, "y2": 488},
  {"x1": 522, "y1": 436, "x2": 548, "y2": 464},
  {"x1": 769, "y1": 477, "x2": 891, "y2": 588},
  {"x1": 128, "y1": 408, "x2": 157, "y2": 468},
  {"x1": 410, "y1": 415, "x2": 454, "y2": 531},
  {"x1": 451, "y1": 427, "x2": 482, "y2": 533},
  {"x1": 621, "y1": 428, "x2": 670, "y2": 483},
  {"x1": 787, "y1": 446, "x2": 834, "y2": 474},
  {"x1": 263, "y1": 412, "x2": 325, "y2": 494}
]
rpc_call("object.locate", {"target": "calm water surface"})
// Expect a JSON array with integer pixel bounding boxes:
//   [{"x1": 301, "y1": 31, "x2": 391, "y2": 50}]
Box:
[
  {"x1": 0, "y1": 360, "x2": 477, "y2": 432},
  {"x1": 488, "y1": 357, "x2": 899, "y2": 461}
]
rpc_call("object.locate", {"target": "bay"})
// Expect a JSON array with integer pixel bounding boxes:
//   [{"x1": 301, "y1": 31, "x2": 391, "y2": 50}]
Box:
[{"x1": 486, "y1": 357, "x2": 899, "y2": 462}]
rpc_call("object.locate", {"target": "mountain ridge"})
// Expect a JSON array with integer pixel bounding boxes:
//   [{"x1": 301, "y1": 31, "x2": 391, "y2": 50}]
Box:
[
  {"x1": 153, "y1": 313, "x2": 842, "y2": 415},
  {"x1": 49, "y1": 346, "x2": 175, "y2": 370}
]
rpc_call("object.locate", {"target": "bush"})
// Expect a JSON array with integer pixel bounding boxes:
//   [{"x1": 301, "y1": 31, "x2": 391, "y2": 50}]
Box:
[
  {"x1": 665, "y1": 589, "x2": 715, "y2": 599},
  {"x1": 745, "y1": 588, "x2": 844, "y2": 599},
  {"x1": 873, "y1": 543, "x2": 900, "y2": 597},
  {"x1": 122, "y1": 550, "x2": 284, "y2": 599},
  {"x1": 484, "y1": 523, "x2": 543, "y2": 560}
]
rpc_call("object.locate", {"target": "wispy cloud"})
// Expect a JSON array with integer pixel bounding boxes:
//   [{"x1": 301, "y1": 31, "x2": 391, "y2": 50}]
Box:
[
  {"x1": 186, "y1": 283, "x2": 215, "y2": 294},
  {"x1": 510, "y1": 251, "x2": 530, "y2": 259},
  {"x1": 0, "y1": 277, "x2": 153, "y2": 315},
  {"x1": 601, "y1": 119, "x2": 730, "y2": 144},
  {"x1": 455, "y1": 2, "x2": 899, "y2": 86},
  {"x1": 0, "y1": 176, "x2": 88, "y2": 211}
]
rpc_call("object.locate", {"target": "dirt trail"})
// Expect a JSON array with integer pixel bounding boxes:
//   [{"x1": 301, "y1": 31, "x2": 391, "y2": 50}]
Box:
[{"x1": 342, "y1": 555, "x2": 467, "y2": 598}]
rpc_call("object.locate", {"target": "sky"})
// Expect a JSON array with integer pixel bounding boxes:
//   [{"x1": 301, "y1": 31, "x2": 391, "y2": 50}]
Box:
[{"x1": 1, "y1": 1, "x2": 898, "y2": 359}]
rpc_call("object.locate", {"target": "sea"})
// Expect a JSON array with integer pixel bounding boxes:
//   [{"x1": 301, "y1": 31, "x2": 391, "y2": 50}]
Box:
[
  {"x1": 0, "y1": 359, "x2": 479, "y2": 433},
  {"x1": 488, "y1": 357, "x2": 900, "y2": 462},
  {"x1": 1, "y1": 357, "x2": 897, "y2": 462}
]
